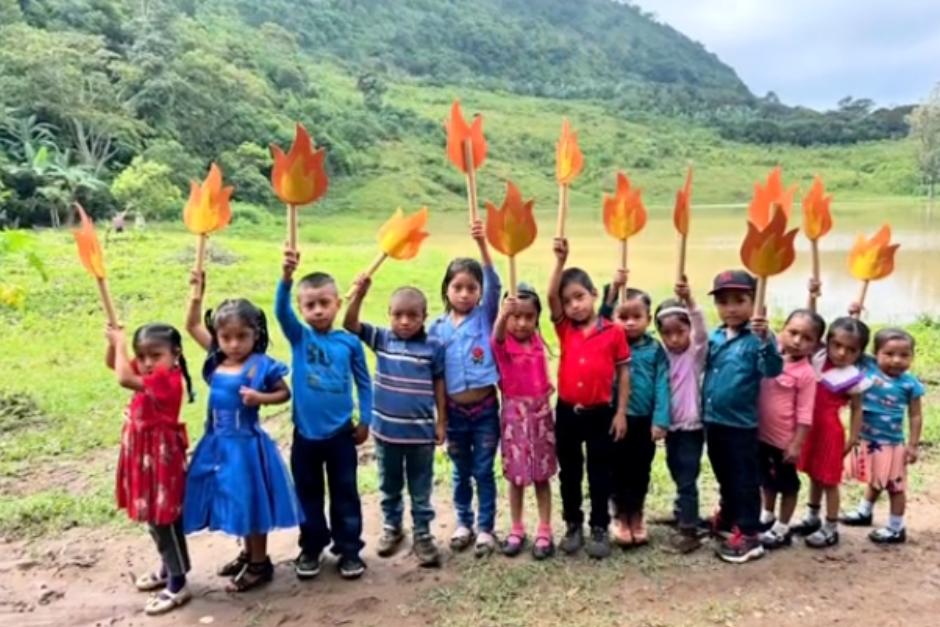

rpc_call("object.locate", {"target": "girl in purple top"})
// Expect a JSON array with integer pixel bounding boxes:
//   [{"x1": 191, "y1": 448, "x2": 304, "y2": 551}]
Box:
[
  {"x1": 652, "y1": 279, "x2": 709, "y2": 553},
  {"x1": 492, "y1": 286, "x2": 556, "y2": 560}
]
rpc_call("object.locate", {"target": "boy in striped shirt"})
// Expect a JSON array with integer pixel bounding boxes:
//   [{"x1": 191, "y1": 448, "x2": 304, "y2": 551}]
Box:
[{"x1": 344, "y1": 275, "x2": 447, "y2": 567}]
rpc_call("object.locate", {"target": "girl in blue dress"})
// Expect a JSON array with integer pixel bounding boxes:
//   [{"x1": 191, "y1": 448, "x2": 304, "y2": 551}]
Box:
[{"x1": 184, "y1": 273, "x2": 302, "y2": 592}]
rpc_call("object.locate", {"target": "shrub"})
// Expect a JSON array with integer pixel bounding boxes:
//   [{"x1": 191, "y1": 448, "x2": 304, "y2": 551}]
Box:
[{"x1": 110, "y1": 157, "x2": 183, "y2": 221}]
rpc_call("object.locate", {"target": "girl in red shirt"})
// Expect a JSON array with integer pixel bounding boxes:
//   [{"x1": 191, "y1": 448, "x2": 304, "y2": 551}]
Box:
[
  {"x1": 547, "y1": 238, "x2": 630, "y2": 560},
  {"x1": 106, "y1": 323, "x2": 194, "y2": 616}
]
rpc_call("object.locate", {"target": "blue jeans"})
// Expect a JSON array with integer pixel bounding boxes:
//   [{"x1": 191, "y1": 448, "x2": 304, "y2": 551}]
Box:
[
  {"x1": 375, "y1": 439, "x2": 436, "y2": 536},
  {"x1": 446, "y1": 397, "x2": 500, "y2": 533},
  {"x1": 665, "y1": 429, "x2": 704, "y2": 530}
]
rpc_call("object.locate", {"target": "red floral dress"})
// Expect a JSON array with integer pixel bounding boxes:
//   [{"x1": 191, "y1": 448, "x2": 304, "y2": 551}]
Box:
[{"x1": 115, "y1": 364, "x2": 188, "y2": 525}]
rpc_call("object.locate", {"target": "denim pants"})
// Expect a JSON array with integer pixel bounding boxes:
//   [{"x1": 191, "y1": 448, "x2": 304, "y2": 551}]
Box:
[
  {"x1": 706, "y1": 423, "x2": 760, "y2": 536},
  {"x1": 611, "y1": 414, "x2": 656, "y2": 517},
  {"x1": 665, "y1": 429, "x2": 705, "y2": 530},
  {"x1": 375, "y1": 439, "x2": 436, "y2": 537},
  {"x1": 446, "y1": 396, "x2": 500, "y2": 533},
  {"x1": 555, "y1": 400, "x2": 614, "y2": 529},
  {"x1": 291, "y1": 424, "x2": 364, "y2": 558}
]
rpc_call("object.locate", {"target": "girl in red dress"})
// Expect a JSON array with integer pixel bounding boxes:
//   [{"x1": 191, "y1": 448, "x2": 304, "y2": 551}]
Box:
[
  {"x1": 793, "y1": 316, "x2": 871, "y2": 549},
  {"x1": 106, "y1": 323, "x2": 194, "y2": 616}
]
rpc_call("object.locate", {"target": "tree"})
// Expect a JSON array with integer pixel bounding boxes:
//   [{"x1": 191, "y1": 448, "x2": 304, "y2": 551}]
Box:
[
  {"x1": 909, "y1": 84, "x2": 940, "y2": 207},
  {"x1": 110, "y1": 157, "x2": 182, "y2": 221}
]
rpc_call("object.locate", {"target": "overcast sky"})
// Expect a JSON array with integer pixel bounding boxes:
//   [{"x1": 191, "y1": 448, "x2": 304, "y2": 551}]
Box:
[{"x1": 635, "y1": 0, "x2": 940, "y2": 110}]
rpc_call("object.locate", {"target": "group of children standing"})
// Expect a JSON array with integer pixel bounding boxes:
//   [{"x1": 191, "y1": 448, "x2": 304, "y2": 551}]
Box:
[{"x1": 103, "y1": 221, "x2": 926, "y2": 615}]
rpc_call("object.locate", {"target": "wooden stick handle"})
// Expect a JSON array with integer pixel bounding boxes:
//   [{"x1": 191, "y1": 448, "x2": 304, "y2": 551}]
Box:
[
  {"x1": 287, "y1": 204, "x2": 298, "y2": 251},
  {"x1": 855, "y1": 280, "x2": 870, "y2": 317},
  {"x1": 556, "y1": 184, "x2": 569, "y2": 238},
  {"x1": 97, "y1": 278, "x2": 119, "y2": 327},
  {"x1": 508, "y1": 256, "x2": 517, "y2": 298},
  {"x1": 808, "y1": 239, "x2": 820, "y2": 310},
  {"x1": 676, "y1": 234, "x2": 687, "y2": 283},
  {"x1": 191, "y1": 234, "x2": 207, "y2": 300},
  {"x1": 755, "y1": 276, "x2": 768, "y2": 317},
  {"x1": 345, "y1": 252, "x2": 389, "y2": 299},
  {"x1": 463, "y1": 140, "x2": 479, "y2": 225},
  {"x1": 619, "y1": 239, "x2": 628, "y2": 301}
]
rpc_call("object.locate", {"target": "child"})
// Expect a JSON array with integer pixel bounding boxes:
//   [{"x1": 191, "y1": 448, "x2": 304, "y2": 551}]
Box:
[
  {"x1": 106, "y1": 323, "x2": 194, "y2": 615},
  {"x1": 278, "y1": 250, "x2": 373, "y2": 579},
  {"x1": 548, "y1": 238, "x2": 630, "y2": 560},
  {"x1": 184, "y1": 274, "x2": 301, "y2": 592},
  {"x1": 653, "y1": 279, "x2": 709, "y2": 553},
  {"x1": 428, "y1": 219, "x2": 502, "y2": 557},
  {"x1": 791, "y1": 316, "x2": 870, "y2": 548},
  {"x1": 702, "y1": 270, "x2": 782, "y2": 564},
  {"x1": 756, "y1": 309, "x2": 824, "y2": 549},
  {"x1": 492, "y1": 287, "x2": 556, "y2": 560},
  {"x1": 344, "y1": 277, "x2": 446, "y2": 566},
  {"x1": 601, "y1": 274, "x2": 670, "y2": 547},
  {"x1": 843, "y1": 327, "x2": 924, "y2": 544}
]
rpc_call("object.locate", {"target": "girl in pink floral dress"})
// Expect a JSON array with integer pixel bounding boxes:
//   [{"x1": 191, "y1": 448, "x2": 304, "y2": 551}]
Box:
[{"x1": 491, "y1": 285, "x2": 556, "y2": 560}]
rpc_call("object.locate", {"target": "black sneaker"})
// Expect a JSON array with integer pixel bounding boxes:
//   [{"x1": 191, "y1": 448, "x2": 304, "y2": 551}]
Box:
[
  {"x1": 585, "y1": 526, "x2": 611, "y2": 560},
  {"x1": 376, "y1": 527, "x2": 404, "y2": 558},
  {"x1": 759, "y1": 527, "x2": 792, "y2": 550},
  {"x1": 717, "y1": 530, "x2": 765, "y2": 564},
  {"x1": 869, "y1": 526, "x2": 906, "y2": 544},
  {"x1": 805, "y1": 526, "x2": 839, "y2": 549},
  {"x1": 413, "y1": 534, "x2": 441, "y2": 567},
  {"x1": 840, "y1": 510, "x2": 874, "y2": 527},
  {"x1": 789, "y1": 515, "x2": 822, "y2": 536},
  {"x1": 294, "y1": 551, "x2": 321, "y2": 580},
  {"x1": 559, "y1": 523, "x2": 584, "y2": 555},
  {"x1": 338, "y1": 555, "x2": 367, "y2": 580}
]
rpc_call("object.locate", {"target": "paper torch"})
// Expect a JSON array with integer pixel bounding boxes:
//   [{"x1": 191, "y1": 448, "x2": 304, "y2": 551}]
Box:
[
  {"x1": 72, "y1": 204, "x2": 118, "y2": 326},
  {"x1": 603, "y1": 172, "x2": 647, "y2": 299},
  {"x1": 446, "y1": 100, "x2": 487, "y2": 225},
  {"x1": 555, "y1": 118, "x2": 584, "y2": 237},
  {"x1": 183, "y1": 163, "x2": 233, "y2": 298},
  {"x1": 345, "y1": 207, "x2": 429, "y2": 298},
  {"x1": 270, "y1": 123, "x2": 329, "y2": 250},
  {"x1": 673, "y1": 166, "x2": 693, "y2": 282},
  {"x1": 802, "y1": 175, "x2": 833, "y2": 309},
  {"x1": 739, "y1": 206, "x2": 799, "y2": 315},
  {"x1": 748, "y1": 166, "x2": 797, "y2": 229},
  {"x1": 485, "y1": 181, "x2": 537, "y2": 297},
  {"x1": 847, "y1": 224, "x2": 899, "y2": 314}
]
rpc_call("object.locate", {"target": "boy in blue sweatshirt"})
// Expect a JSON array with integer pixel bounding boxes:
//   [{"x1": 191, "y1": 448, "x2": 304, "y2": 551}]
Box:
[
  {"x1": 277, "y1": 249, "x2": 373, "y2": 581},
  {"x1": 702, "y1": 270, "x2": 782, "y2": 564}
]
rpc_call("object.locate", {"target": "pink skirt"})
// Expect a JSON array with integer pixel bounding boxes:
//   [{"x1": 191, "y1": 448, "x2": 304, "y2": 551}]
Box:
[
  {"x1": 500, "y1": 394, "x2": 557, "y2": 486},
  {"x1": 845, "y1": 440, "x2": 907, "y2": 494}
]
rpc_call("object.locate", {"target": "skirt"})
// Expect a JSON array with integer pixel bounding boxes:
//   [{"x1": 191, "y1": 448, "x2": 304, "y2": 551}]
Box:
[
  {"x1": 183, "y1": 427, "x2": 303, "y2": 536},
  {"x1": 116, "y1": 422, "x2": 188, "y2": 525},
  {"x1": 500, "y1": 394, "x2": 557, "y2": 486},
  {"x1": 798, "y1": 408, "x2": 845, "y2": 487},
  {"x1": 845, "y1": 440, "x2": 907, "y2": 494}
]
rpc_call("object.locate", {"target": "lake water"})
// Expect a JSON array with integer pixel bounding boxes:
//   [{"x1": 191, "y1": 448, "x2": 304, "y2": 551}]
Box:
[{"x1": 433, "y1": 200, "x2": 940, "y2": 323}]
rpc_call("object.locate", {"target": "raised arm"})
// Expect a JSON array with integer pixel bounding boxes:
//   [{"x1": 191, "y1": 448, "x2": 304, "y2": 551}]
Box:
[
  {"x1": 807, "y1": 277, "x2": 822, "y2": 313},
  {"x1": 756, "y1": 332, "x2": 784, "y2": 378},
  {"x1": 275, "y1": 248, "x2": 304, "y2": 344},
  {"x1": 186, "y1": 270, "x2": 213, "y2": 350},
  {"x1": 107, "y1": 327, "x2": 144, "y2": 392},
  {"x1": 471, "y1": 218, "x2": 494, "y2": 268},
  {"x1": 343, "y1": 274, "x2": 371, "y2": 336},
  {"x1": 493, "y1": 295, "x2": 515, "y2": 343},
  {"x1": 548, "y1": 237, "x2": 569, "y2": 322}
]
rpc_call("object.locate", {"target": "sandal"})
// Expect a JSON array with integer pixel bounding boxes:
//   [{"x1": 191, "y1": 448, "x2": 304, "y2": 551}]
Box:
[
  {"x1": 134, "y1": 571, "x2": 167, "y2": 592},
  {"x1": 532, "y1": 534, "x2": 555, "y2": 560},
  {"x1": 144, "y1": 587, "x2": 192, "y2": 615},
  {"x1": 500, "y1": 531, "x2": 526, "y2": 557},
  {"x1": 217, "y1": 550, "x2": 249, "y2": 577},
  {"x1": 612, "y1": 518, "x2": 634, "y2": 547},
  {"x1": 474, "y1": 532, "x2": 496, "y2": 558},
  {"x1": 226, "y1": 559, "x2": 274, "y2": 593},
  {"x1": 630, "y1": 515, "x2": 649, "y2": 546},
  {"x1": 449, "y1": 526, "x2": 475, "y2": 552}
]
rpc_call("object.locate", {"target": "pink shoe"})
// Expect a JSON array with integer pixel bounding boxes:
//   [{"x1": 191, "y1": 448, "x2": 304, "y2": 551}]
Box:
[{"x1": 613, "y1": 517, "x2": 634, "y2": 547}]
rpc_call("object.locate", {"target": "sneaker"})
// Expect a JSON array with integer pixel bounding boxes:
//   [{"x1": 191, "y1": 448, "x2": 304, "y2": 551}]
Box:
[
  {"x1": 869, "y1": 526, "x2": 906, "y2": 544},
  {"x1": 585, "y1": 526, "x2": 612, "y2": 560},
  {"x1": 840, "y1": 510, "x2": 874, "y2": 527},
  {"x1": 717, "y1": 529, "x2": 765, "y2": 564},
  {"x1": 805, "y1": 526, "x2": 839, "y2": 549},
  {"x1": 338, "y1": 555, "x2": 367, "y2": 580},
  {"x1": 413, "y1": 534, "x2": 441, "y2": 567},
  {"x1": 708, "y1": 508, "x2": 733, "y2": 538},
  {"x1": 294, "y1": 551, "x2": 321, "y2": 580},
  {"x1": 559, "y1": 523, "x2": 584, "y2": 555},
  {"x1": 759, "y1": 527, "x2": 792, "y2": 550},
  {"x1": 449, "y1": 526, "x2": 474, "y2": 552},
  {"x1": 668, "y1": 531, "x2": 702, "y2": 554},
  {"x1": 757, "y1": 516, "x2": 776, "y2": 533},
  {"x1": 376, "y1": 527, "x2": 405, "y2": 558},
  {"x1": 474, "y1": 531, "x2": 497, "y2": 558},
  {"x1": 789, "y1": 515, "x2": 822, "y2": 536}
]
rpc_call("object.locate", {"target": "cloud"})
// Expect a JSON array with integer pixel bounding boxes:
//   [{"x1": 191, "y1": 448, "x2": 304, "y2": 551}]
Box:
[{"x1": 635, "y1": 0, "x2": 940, "y2": 109}]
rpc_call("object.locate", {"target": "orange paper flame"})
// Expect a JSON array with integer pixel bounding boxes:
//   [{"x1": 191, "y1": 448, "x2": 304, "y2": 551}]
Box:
[
  {"x1": 603, "y1": 172, "x2": 647, "y2": 240},
  {"x1": 748, "y1": 167, "x2": 797, "y2": 229},
  {"x1": 270, "y1": 123, "x2": 329, "y2": 206},
  {"x1": 72, "y1": 204, "x2": 106, "y2": 279},
  {"x1": 673, "y1": 166, "x2": 693, "y2": 236},
  {"x1": 848, "y1": 225, "x2": 899, "y2": 281},
  {"x1": 555, "y1": 119, "x2": 584, "y2": 185},
  {"x1": 445, "y1": 100, "x2": 487, "y2": 172},
  {"x1": 377, "y1": 207, "x2": 429, "y2": 261},
  {"x1": 740, "y1": 206, "x2": 799, "y2": 277},
  {"x1": 485, "y1": 181, "x2": 537, "y2": 257},
  {"x1": 802, "y1": 175, "x2": 833, "y2": 241},
  {"x1": 183, "y1": 163, "x2": 233, "y2": 235}
]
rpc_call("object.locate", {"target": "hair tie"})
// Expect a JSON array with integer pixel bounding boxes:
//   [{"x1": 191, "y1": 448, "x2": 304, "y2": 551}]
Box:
[{"x1": 656, "y1": 306, "x2": 690, "y2": 321}]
